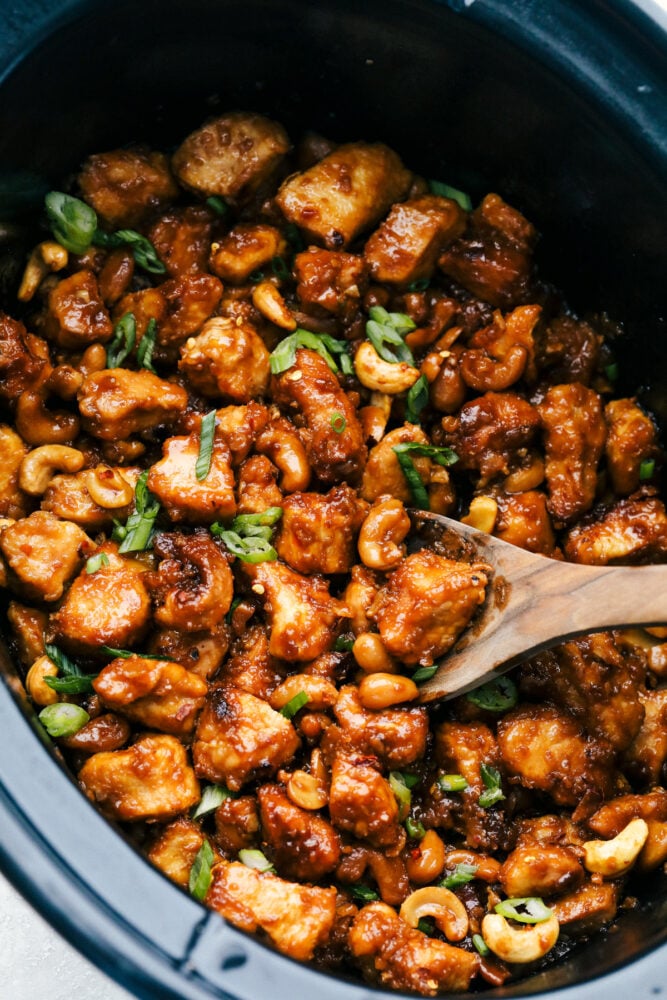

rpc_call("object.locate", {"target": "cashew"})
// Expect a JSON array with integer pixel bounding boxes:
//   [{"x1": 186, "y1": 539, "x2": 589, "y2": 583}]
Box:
[
  {"x1": 19, "y1": 445, "x2": 85, "y2": 496},
  {"x1": 400, "y1": 886, "x2": 469, "y2": 941},
  {"x1": 18, "y1": 241, "x2": 68, "y2": 302},
  {"x1": 358, "y1": 498, "x2": 411, "y2": 571},
  {"x1": 255, "y1": 420, "x2": 311, "y2": 492},
  {"x1": 461, "y1": 496, "x2": 498, "y2": 534},
  {"x1": 86, "y1": 465, "x2": 135, "y2": 509},
  {"x1": 15, "y1": 390, "x2": 80, "y2": 446},
  {"x1": 25, "y1": 655, "x2": 59, "y2": 706},
  {"x1": 406, "y1": 829, "x2": 447, "y2": 884},
  {"x1": 287, "y1": 769, "x2": 328, "y2": 810},
  {"x1": 460, "y1": 344, "x2": 528, "y2": 392},
  {"x1": 352, "y1": 632, "x2": 398, "y2": 674},
  {"x1": 583, "y1": 817, "x2": 649, "y2": 877},
  {"x1": 354, "y1": 341, "x2": 420, "y2": 394},
  {"x1": 79, "y1": 343, "x2": 108, "y2": 377},
  {"x1": 252, "y1": 281, "x2": 296, "y2": 330},
  {"x1": 481, "y1": 912, "x2": 560, "y2": 963},
  {"x1": 269, "y1": 674, "x2": 339, "y2": 712},
  {"x1": 504, "y1": 456, "x2": 545, "y2": 493},
  {"x1": 358, "y1": 672, "x2": 419, "y2": 710}
]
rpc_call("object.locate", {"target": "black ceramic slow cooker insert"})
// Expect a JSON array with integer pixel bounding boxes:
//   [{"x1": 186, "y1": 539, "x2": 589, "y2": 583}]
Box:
[{"x1": 0, "y1": 1, "x2": 666, "y2": 997}]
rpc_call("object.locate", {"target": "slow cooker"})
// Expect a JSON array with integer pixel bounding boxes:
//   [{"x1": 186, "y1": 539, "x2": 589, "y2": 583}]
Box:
[{"x1": 1, "y1": 0, "x2": 666, "y2": 997}]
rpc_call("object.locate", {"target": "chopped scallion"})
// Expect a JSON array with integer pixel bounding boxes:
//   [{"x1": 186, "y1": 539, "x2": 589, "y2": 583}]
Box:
[
  {"x1": 350, "y1": 884, "x2": 379, "y2": 902},
  {"x1": 232, "y1": 507, "x2": 283, "y2": 531},
  {"x1": 389, "y1": 771, "x2": 412, "y2": 821},
  {"x1": 473, "y1": 933, "x2": 490, "y2": 956},
  {"x1": 335, "y1": 634, "x2": 355, "y2": 652},
  {"x1": 478, "y1": 763, "x2": 505, "y2": 809},
  {"x1": 116, "y1": 470, "x2": 160, "y2": 554},
  {"x1": 440, "y1": 863, "x2": 478, "y2": 889},
  {"x1": 330, "y1": 412, "x2": 347, "y2": 434},
  {"x1": 44, "y1": 673, "x2": 98, "y2": 694},
  {"x1": 640, "y1": 458, "x2": 656, "y2": 480},
  {"x1": 136, "y1": 318, "x2": 158, "y2": 372},
  {"x1": 438, "y1": 773, "x2": 468, "y2": 793},
  {"x1": 44, "y1": 642, "x2": 83, "y2": 677},
  {"x1": 212, "y1": 528, "x2": 277, "y2": 563},
  {"x1": 393, "y1": 449, "x2": 430, "y2": 509},
  {"x1": 106, "y1": 312, "x2": 136, "y2": 368},
  {"x1": 39, "y1": 703, "x2": 90, "y2": 738},
  {"x1": 405, "y1": 816, "x2": 426, "y2": 840},
  {"x1": 206, "y1": 196, "x2": 228, "y2": 216},
  {"x1": 270, "y1": 328, "x2": 349, "y2": 375},
  {"x1": 45, "y1": 191, "x2": 97, "y2": 254},
  {"x1": 86, "y1": 552, "x2": 110, "y2": 575},
  {"x1": 189, "y1": 840, "x2": 215, "y2": 901},
  {"x1": 279, "y1": 691, "x2": 309, "y2": 719},
  {"x1": 411, "y1": 664, "x2": 438, "y2": 684},
  {"x1": 238, "y1": 848, "x2": 275, "y2": 873},
  {"x1": 195, "y1": 410, "x2": 217, "y2": 482},
  {"x1": 429, "y1": 179, "x2": 473, "y2": 211},
  {"x1": 103, "y1": 228, "x2": 166, "y2": 274},
  {"x1": 466, "y1": 676, "x2": 518, "y2": 713},
  {"x1": 405, "y1": 374, "x2": 429, "y2": 425},
  {"x1": 271, "y1": 255, "x2": 291, "y2": 281},
  {"x1": 604, "y1": 362, "x2": 619, "y2": 382},
  {"x1": 407, "y1": 278, "x2": 430, "y2": 292},
  {"x1": 192, "y1": 783, "x2": 234, "y2": 819},
  {"x1": 366, "y1": 306, "x2": 416, "y2": 365},
  {"x1": 494, "y1": 897, "x2": 553, "y2": 924}
]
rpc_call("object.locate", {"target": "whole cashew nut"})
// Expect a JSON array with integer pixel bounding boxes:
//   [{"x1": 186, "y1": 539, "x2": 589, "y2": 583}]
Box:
[
  {"x1": 18, "y1": 241, "x2": 68, "y2": 302},
  {"x1": 19, "y1": 445, "x2": 86, "y2": 496},
  {"x1": 399, "y1": 886, "x2": 469, "y2": 941},
  {"x1": 255, "y1": 420, "x2": 311, "y2": 492},
  {"x1": 86, "y1": 465, "x2": 135, "y2": 509},
  {"x1": 15, "y1": 390, "x2": 80, "y2": 446},
  {"x1": 252, "y1": 281, "x2": 297, "y2": 331},
  {"x1": 354, "y1": 341, "x2": 421, "y2": 394},
  {"x1": 481, "y1": 912, "x2": 560, "y2": 963},
  {"x1": 583, "y1": 817, "x2": 649, "y2": 877},
  {"x1": 358, "y1": 498, "x2": 411, "y2": 571},
  {"x1": 460, "y1": 344, "x2": 528, "y2": 392}
]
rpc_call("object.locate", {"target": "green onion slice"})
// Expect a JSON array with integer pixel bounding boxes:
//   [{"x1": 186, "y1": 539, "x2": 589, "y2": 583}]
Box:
[
  {"x1": 411, "y1": 664, "x2": 438, "y2": 684},
  {"x1": 438, "y1": 773, "x2": 468, "y2": 793},
  {"x1": 466, "y1": 676, "x2": 518, "y2": 713},
  {"x1": 640, "y1": 458, "x2": 655, "y2": 480},
  {"x1": 429, "y1": 179, "x2": 473, "y2": 211},
  {"x1": 405, "y1": 816, "x2": 426, "y2": 840},
  {"x1": 330, "y1": 412, "x2": 347, "y2": 434},
  {"x1": 44, "y1": 642, "x2": 83, "y2": 677},
  {"x1": 440, "y1": 862, "x2": 478, "y2": 889},
  {"x1": 279, "y1": 691, "x2": 309, "y2": 719},
  {"x1": 192, "y1": 783, "x2": 234, "y2": 820},
  {"x1": 101, "y1": 646, "x2": 168, "y2": 660},
  {"x1": 86, "y1": 552, "x2": 110, "y2": 575},
  {"x1": 393, "y1": 442, "x2": 459, "y2": 468},
  {"x1": 407, "y1": 278, "x2": 430, "y2": 292},
  {"x1": 405, "y1": 374, "x2": 429, "y2": 425},
  {"x1": 284, "y1": 223, "x2": 304, "y2": 252},
  {"x1": 473, "y1": 933, "x2": 490, "y2": 956},
  {"x1": 478, "y1": 763, "x2": 505, "y2": 809},
  {"x1": 104, "y1": 228, "x2": 166, "y2": 274},
  {"x1": 44, "y1": 673, "x2": 98, "y2": 694},
  {"x1": 232, "y1": 507, "x2": 283, "y2": 531},
  {"x1": 270, "y1": 328, "x2": 348, "y2": 375},
  {"x1": 350, "y1": 884, "x2": 379, "y2": 902},
  {"x1": 45, "y1": 191, "x2": 97, "y2": 254},
  {"x1": 213, "y1": 529, "x2": 277, "y2": 564},
  {"x1": 106, "y1": 312, "x2": 136, "y2": 368},
  {"x1": 195, "y1": 410, "x2": 217, "y2": 482},
  {"x1": 39, "y1": 703, "x2": 90, "y2": 738},
  {"x1": 417, "y1": 918, "x2": 437, "y2": 936},
  {"x1": 136, "y1": 318, "x2": 158, "y2": 373},
  {"x1": 389, "y1": 771, "x2": 412, "y2": 821},
  {"x1": 335, "y1": 634, "x2": 355, "y2": 652},
  {"x1": 393, "y1": 449, "x2": 430, "y2": 509},
  {"x1": 604, "y1": 361, "x2": 619, "y2": 382},
  {"x1": 238, "y1": 848, "x2": 275, "y2": 873},
  {"x1": 117, "y1": 470, "x2": 160, "y2": 554},
  {"x1": 366, "y1": 306, "x2": 416, "y2": 365},
  {"x1": 189, "y1": 840, "x2": 215, "y2": 901},
  {"x1": 206, "y1": 196, "x2": 228, "y2": 216},
  {"x1": 494, "y1": 897, "x2": 553, "y2": 924}
]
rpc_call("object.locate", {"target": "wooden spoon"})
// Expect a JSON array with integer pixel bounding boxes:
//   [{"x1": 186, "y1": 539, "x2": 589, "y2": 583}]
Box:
[{"x1": 411, "y1": 510, "x2": 667, "y2": 704}]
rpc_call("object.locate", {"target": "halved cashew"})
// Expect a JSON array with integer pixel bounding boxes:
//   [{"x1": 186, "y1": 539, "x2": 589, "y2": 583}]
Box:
[
  {"x1": 482, "y1": 912, "x2": 559, "y2": 963},
  {"x1": 86, "y1": 465, "x2": 135, "y2": 509},
  {"x1": 583, "y1": 817, "x2": 649, "y2": 877},
  {"x1": 399, "y1": 886, "x2": 469, "y2": 941},
  {"x1": 461, "y1": 495, "x2": 498, "y2": 534},
  {"x1": 18, "y1": 241, "x2": 68, "y2": 302},
  {"x1": 252, "y1": 281, "x2": 296, "y2": 330},
  {"x1": 358, "y1": 498, "x2": 411, "y2": 571},
  {"x1": 19, "y1": 445, "x2": 85, "y2": 496},
  {"x1": 354, "y1": 341, "x2": 420, "y2": 394}
]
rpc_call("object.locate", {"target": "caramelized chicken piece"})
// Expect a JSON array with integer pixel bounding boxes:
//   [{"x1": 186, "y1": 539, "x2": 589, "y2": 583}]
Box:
[
  {"x1": 147, "y1": 432, "x2": 236, "y2": 524},
  {"x1": 492, "y1": 490, "x2": 556, "y2": 554},
  {"x1": 275, "y1": 485, "x2": 366, "y2": 575},
  {"x1": 214, "y1": 795, "x2": 260, "y2": 856},
  {"x1": 435, "y1": 720, "x2": 504, "y2": 850},
  {"x1": 145, "y1": 532, "x2": 233, "y2": 632},
  {"x1": 211, "y1": 402, "x2": 270, "y2": 467},
  {"x1": 549, "y1": 883, "x2": 619, "y2": 935},
  {"x1": 78, "y1": 147, "x2": 179, "y2": 228},
  {"x1": 179, "y1": 316, "x2": 270, "y2": 401},
  {"x1": 78, "y1": 734, "x2": 200, "y2": 822},
  {"x1": 193, "y1": 684, "x2": 300, "y2": 790},
  {"x1": 0, "y1": 425, "x2": 29, "y2": 519},
  {"x1": 371, "y1": 550, "x2": 487, "y2": 666},
  {"x1": 1, "y1": 510, "x2": 93, "y2": 602},
  {"x1": 605, "y1": 398, "x2": 658, "y2": 496},
  {"x1": 276, "y1": 142, "x2": 412, "y2": 249},
  {"x1": 236, "y1": 455, "x2": 284, "y2": 514},
  {"x1": 44, "y1": 270, "x2": 113, "y2": 349},
  {"x1": 149, "y1": 624, "x2": 230, "y2": 681},
  {"x1": 563, "y1": 494, "x2": 667, "y2": 564},
  {"x1": 0, "y1": 313, "x2": 47, "y2": 399},
  {"x1": 42, "y1": 466, "x2": 138, "y2": 530},
  {"x1": 172, "y1": 112, "x2": 290, "y2": 201},
  {"x1": 156, "y1": 274, "x2": 223, "y2": 348},
  {"x1": 242, "y1": 559, "x2": 342, "y2": 661},
  {"x1": 499, "y1": 844, "x2": 584, "y2": 899},
  {"x1": 272, "y1": 348, "x2": 367, "y2": 485},
  {"x1": 623, "y1": 689, "x2": 667, "y2": 787},
  {"x1": 148, "y1": 818, "x2": 211, "y2": 889},
  {"x1": 50, "y1": 546, "x2": 151, "y2": 651},
  {"x1": 334, "y1": 686, "x2": 428, "y2": 768},
  {"x1": 206, "y1": 861, "x2": 336, "y2": 961},
  {"x1": 537, "y1": 314, "x2": 601, "y2": 386},
  {"x1": 209, "y1": 224, "x2": 287, "y2": 284},
  {"x1": 538, "y1": 383, "x2": 606, "y2": 523},
  {"x1": 328, "y1": 750, "x2": 402, "y2": 849},
  {"x1": 349, "y1": 902, "x2": 479, "y2": 995},
  {"x1": 59, "y1": 713, "x2": 131, "y2": 754},
  {"x1": 294, "y1": 247, "x2": 368, "y2": 317},
  {"x1": 497, "y1": 704, "x2": 616, "y2": 808},
  {"x1": 364, "y1": 195, "x2": 465, "y2": 285},
  {"x1": 219, "y1": 624, "x2": 283, "y2": 701},
  {"x1": 258, "y1": 784, "x2": 341, "y2": 881},
  {"x1": 94, "y1": 654, "x2": 208, "y2": 735},
  {"x1": 6, "y1": 601, "x2": 47, "y2": 666},
  {"x1": 78, "y1": 368, "x2": 188, "y2": 441},
  {"x1": 147, "y1": 205, "x2": 214, "y2": 277}
]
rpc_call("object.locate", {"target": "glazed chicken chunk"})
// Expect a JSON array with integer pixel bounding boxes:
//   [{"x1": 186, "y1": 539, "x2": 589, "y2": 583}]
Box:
[
  {"x1": 178, "y1": 316, "x2": 271, "y2": 401},
  {"x1": 94, "y1": 655, "x2": 208, "y2": 735},
  {"x1": 1, "y1": 511, "x2": 93, "y2": 602},
  {"x1": 147, "y1": 431, "x2": 236, "y2": 523},
  {"x1": 78, "y1": 368, "x2": 188, "y2": 440}
]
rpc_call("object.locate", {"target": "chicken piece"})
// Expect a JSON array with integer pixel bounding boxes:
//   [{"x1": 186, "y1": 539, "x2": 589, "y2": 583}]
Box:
[
  {"x1": 113, "y1": 286, "x2": 166, "y2": 338},
  {"x1": 460, "y1": 303, "x2": 541, "y2": 390},
  {"x1": 440, "y1": 392, "x2": 540, "y2": 486},
  {"x1": 157, "y1": 274, "x2": 223, "y2": 348},
  {"x1": 147, "y1": 205, "x2": 214, "y2": 277},
  {"x1": 172, "y1": 112, "x2": 290, "y2": 201},
  {"x1": 241, "y1": 559, "x2": 342, "y2": 661},
  {"x1": 209, "y1": 224, "x2": 287, "y2": 284},
  {"x1": 212, "y1": 402, "x2": 270, "y2": 467},
  {"x1": 206, "y1": 861, "x2": 336, "y2": 961},
  {"x1": 361, "y1": 425, "x2": 432, "y2": 504},
  {"x1": 214, "y1": 795, "x2": 260, "y2": 856},
  {"x1": 519, "y1": 632, "x2": 646, "y2": 752},
  {"x1": 42, "y1": 466, "x2": 138, "y2": 529},
  {"x1": 93, "y1": 654, "x2": 208, "y2": 735},
  {"x1": 275, "y1": 485, "x2": 366, "y2": 575},
  {"x1": 276, "y1": 142, "x2": 412, "y2": 250},
  {"x1": 435, "y1": 720, "x2": 504, "y2": 851},
  {"x1": 78, "y1": 147, "x2": 178, "y2": 228},
  {"x1": 549, "y1": 883, "x2": 619, "y2": 936},
  {"x1": 193, "y1": 684, "x2": 300, "y2": 791},
  {"x1": 492, "y1": 490, "x2": 556, "y2": 554},
  {"x1": 371, "y1": 550, "x2": 488, "y2": 666},
  {"x1": 6, "y1": 602, "x2": 47, "y2": 667},
  {"x1": 0, "y1": 314, "x2": 46, "y2": 400},
  {"x1": 147, "y1": 432, "x2": 236, "y2": 524},
  {"x1": 537, "y1": 314, "x2": 601, "y2": 386},
  {"x1": 438, "y1": 192, "x2": 535, "y2": 308},
  {"x1": 78, "y1": 734, "x2": 200, "y2": 822},
  {"x1": 563, "y1": 494, "x2": 667, "y2": 564},
  {"x1": 50, "y1": 546, "x2": 151, "y2": 651},
  {"x1": 0, "y1": 425, "x2": 29, "y2": 519},
  {"x1": 537, "y1": 383, "x2": 606, "y2": 523},
  {"x1": 294, "y1": 247, "x2": 368, "y2": 317},
  {"x1": 328, "y1": 750, "x2": 403, "y2": 849},
  {"x1": 334, "y1": 686, "x2": 428, "y2": 768},
  {"x1": 497, "y1": 704, "x2": 616, "y2": 808},
  {"x1": 145, "y1": 532, "x2": 233, "y2": 632},
  {"x1": 514, "y1": 814, "x2": 585, "y2": 850},
  {"x1": 148, "y1": 624, "x2": 230, "y2": 681},
  {"x1": 147, "y1": 817, "x2": 207, "y2": 887},
  {"x1": 59, "y1": 713, "x2": 131, "y2": 755},
  {"x1": 258, "y1": 784, "x2": 341, "y2": 881},
  {"x1": 219, "y1": 625, "x2": 283, "y2": 701},
  {"x1": 179, "y1": 316, "x2": 270, "y2": 401},
  {"x1": 1, "y1": 511, "x2": 93, "y2": 602},
  {"x1": 78, "y1": 368, "x2": 188, "y2": 441},
  {"x1": 349, "y1": 902, "x2": 479, "y2": 995},
  {"x1": 364, "y1": 195, "x2": 465, "y2": 285},
  {"x1": 44, "y1": 270, "x2": 113, "y2": 349},
  {"x1": 336, "y1": 845, "x2": 410, "y2": 907},
  {"x1": 499, "y1": 844, "x2": 584, "y2": 899},
  {"x1": 605, "y1": 398, "x2": 658, "y2": 496},
  {"x1": 236, "y1": 455, "x2": 283, "y2": 514},
  {"x1": 622, "y1": 689, "x2": 667, "y2": 787},
  {"x1": 272, "y1": 348, "x2": 367, "y2": 484}
]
